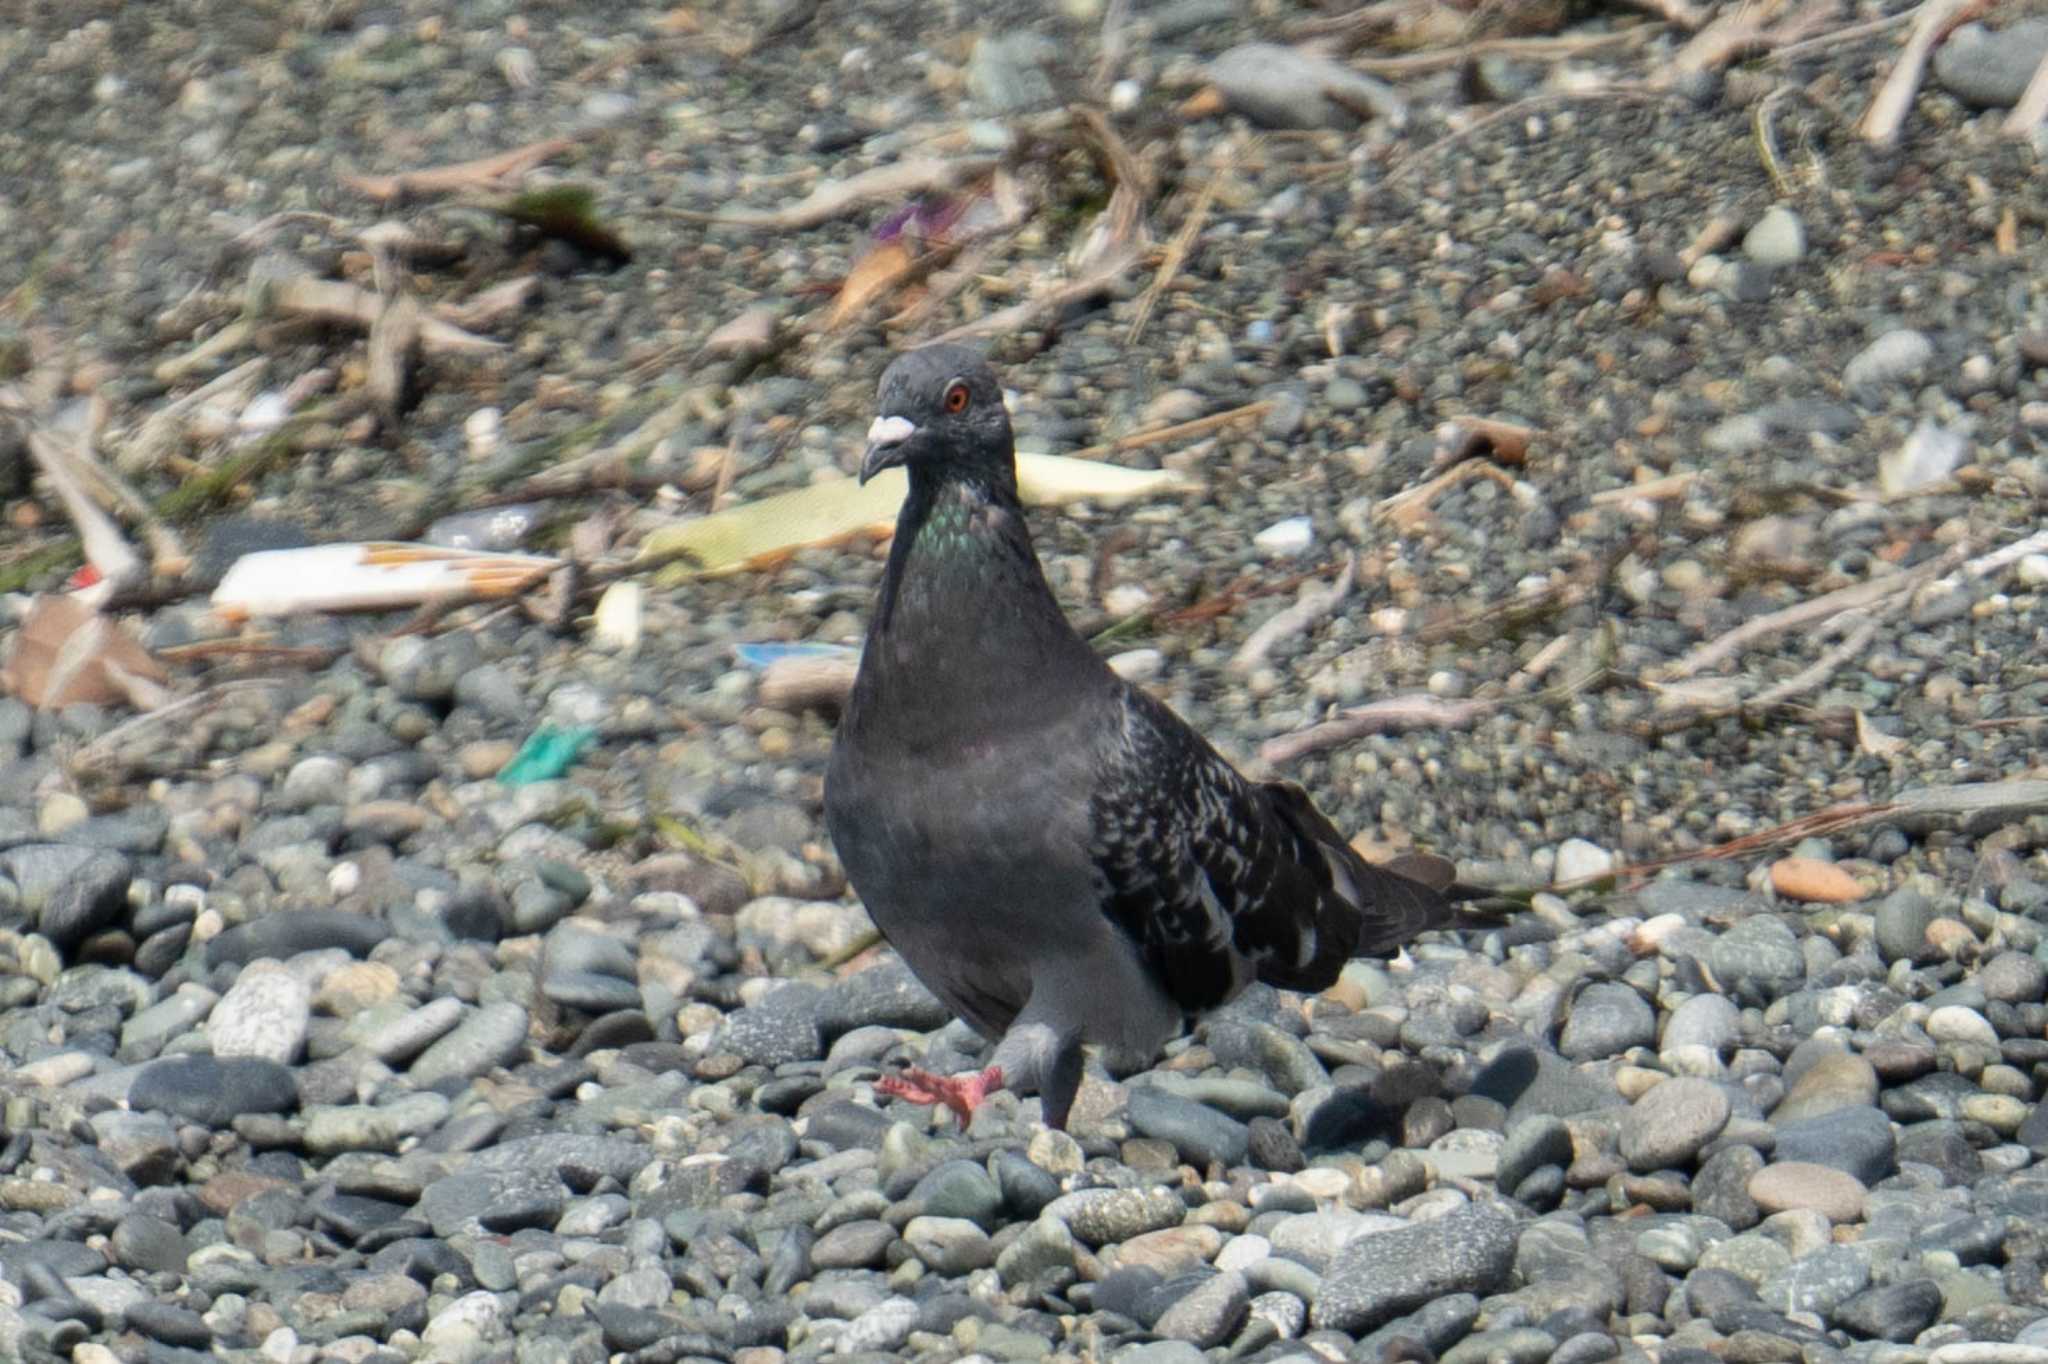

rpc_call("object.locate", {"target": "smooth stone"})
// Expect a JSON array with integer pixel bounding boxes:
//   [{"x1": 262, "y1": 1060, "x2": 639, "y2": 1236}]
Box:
[
  {"x1": 206, "y1": 909, "x2": 387, "y2": 966},
  {"x1": 903, "y1": 1216, "x2": 993, "y2": 1276},
  {"x1": 1933, "y1": 18, "x2": 2048, "y2": 106},
  {"x1": 408, "y1": 1001, "x2": 528, "y2": 1087},
  {"x1": 1311, "y1": 1203, "x2": 1518, "y2": 1333},
  {"x1": 1773, "y1": 1106, "x2": 1896, "y2": 1184},
  {"x1": 1152, "y1": 1269, "x2": 1249, "y2": 1347},
  {"x1": 910, "y1": 1160, "x2": 1004, "y2": 1229},
  {"x1": 1045, "y1": 1187, "x2": 1187, "y2": 1246},
  {"x1": 207, "y1": 967, "x2": 312, "y2": 1064},
  {"x1": 1707, "y1": 917, "x2": 1806, "y2": 1006},
  {"x1": 1748, "y1": 1161, "x2": 1868, "y2": 1223},
  {"x1": 1833, "y1": 1278, "x2": 1945, "y2": 1341},
  {"x1": 1760, "y1": 1243, "x2": 1870, "y2": 1317},
  {"x1": 128, "y1": 1056, "x2": 299, "y2": 1127},
  {"x1": 1844, "y1": 330, "x2": 1935, "y2": 394},
  {"x1": 1662, "y1": 993, "x2": 1740, "y2": 1053},
  {"x1": 1497, "y1": 1115, "x2": 1574, "y2": 1195},
  {"x1": 1620, "y1": 1077, "x2": 1731, "y2": 1171},
  {"x1": 1773, "y1": 1050, "x2": 1879, "y2": 1122},
  {"x1": 1559, "y1": 982, "x2": 1656, "y2": 1060},
  {"x1": 1128, "y1": 1084, "x2": 1251, "y2": 1168},
  {"x1": 1205, "y1": 42, "x2": 1405, "y2": 130},
  {"x1": 1744, "y1": 207, "x2": 1806, "y2": 268}
]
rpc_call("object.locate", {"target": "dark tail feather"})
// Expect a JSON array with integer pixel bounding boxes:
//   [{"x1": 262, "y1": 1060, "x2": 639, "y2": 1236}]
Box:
[{"x1": 1263, "y1": 781, "x2": 1453, "y2": 967}]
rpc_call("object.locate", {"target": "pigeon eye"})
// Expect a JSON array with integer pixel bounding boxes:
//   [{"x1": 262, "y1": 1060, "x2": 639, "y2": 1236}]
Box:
[{"x1": 943, "y1": 381, "x2": 970, "y2": 414}]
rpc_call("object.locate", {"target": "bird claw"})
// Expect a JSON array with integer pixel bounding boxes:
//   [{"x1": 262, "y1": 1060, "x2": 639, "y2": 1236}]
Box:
[{"x1": 877, "y1": 1065, "x2": 1005, "y2": 1125}]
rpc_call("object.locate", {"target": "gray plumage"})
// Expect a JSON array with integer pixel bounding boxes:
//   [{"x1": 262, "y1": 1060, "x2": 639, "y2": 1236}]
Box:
[{"x1": 825, "y1": 343, "x2": 1449, "y2": 1129}]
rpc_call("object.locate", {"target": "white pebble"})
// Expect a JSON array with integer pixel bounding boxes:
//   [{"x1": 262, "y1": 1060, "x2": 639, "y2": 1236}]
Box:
[
  {"x1": 1102, "y1": 583, "x2": 1154, "y2": 617},
  {"x1": 1108, "y1": 649, "x2": 1163, "y2": 684},
  {"x1": 1215, "y1": 1234, "x2": 1271, "y2": 1272},
  {"x1": 1844, "y1": 328, "x2": 1933, "y2": 391},
  {"x1": 1253, "y1": 516, "x2": 1314, "y2": 557},
  {"x1": 1686, "y1": 254, "x2": 1726, "y2": 291},
  {"x1": 592, "y1": 580, "x2": 643, "y2": 654},
  {"x1": 1925, "y1": 1004, "x2": 1999, "y2": 1049},
  {"x1": 464, "y1": 407, "x2": 503, "y2": 461},
  {"x1": 1743, "y1": 205, "x2": 1806, "y2": 268},
  {"x1": 1110, "y1": 79, "x2": 1143, "y2": 114},
  {"x1": 2017, "y1": 553, "x2": 2048, "y2": 588},
  {"x1": 237, "y1": 390, "x2": 291, "y2": 442},
  {"x1": 1552, "y1": 838, "x2": 1616, "y2": 883},
  {"x1": 1878, "y1": 420, "x2": 1966, "y2": 497}
]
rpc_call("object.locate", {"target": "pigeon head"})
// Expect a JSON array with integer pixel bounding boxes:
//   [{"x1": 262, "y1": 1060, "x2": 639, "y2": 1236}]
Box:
[{"x1": 859, "y1": 344, "x2": 1014, "y2": 487}]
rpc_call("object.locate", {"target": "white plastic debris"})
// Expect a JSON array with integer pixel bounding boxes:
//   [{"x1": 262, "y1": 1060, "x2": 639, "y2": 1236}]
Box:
[
  {"x1": 211, "y1": 543, "x2": 558, "y2": 620},
  {"x1": 1101, "y1": 584, "x2": 1155, "y2": 618},
  {"x1": 592, "y1": 580, "x2": 643, "y2": 654},
  {"x1": 1252, "y1": 516, "x2": 1314, "y2": 557},
  {"x1": 1879, "y1": 419, "x2": 1966, "y2": 497}
]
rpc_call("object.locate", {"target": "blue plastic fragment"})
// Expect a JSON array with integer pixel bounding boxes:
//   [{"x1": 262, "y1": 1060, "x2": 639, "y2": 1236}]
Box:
[{"x1": 732, "y1": 641, "x2": 859, "y2": 669}]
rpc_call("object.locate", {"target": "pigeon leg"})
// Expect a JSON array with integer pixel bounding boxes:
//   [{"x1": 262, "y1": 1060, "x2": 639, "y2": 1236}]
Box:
[
  {"x1": 877, "y1": 1066, "x2": 1005, "y2": 1125},
  {"x1": 1035, "y1": 1038, "x2": 1085, "y2": 1132}
]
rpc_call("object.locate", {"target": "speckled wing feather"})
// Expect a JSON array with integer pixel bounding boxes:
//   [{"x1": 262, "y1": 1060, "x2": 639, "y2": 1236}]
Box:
[{"x1": 1090, "y1": 686, "x2": 1448, "y2": 1014}]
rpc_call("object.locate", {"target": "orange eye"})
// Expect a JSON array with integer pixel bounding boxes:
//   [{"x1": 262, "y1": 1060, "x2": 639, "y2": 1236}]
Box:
[{"x1": 943, "y1": 381, "x2": 970, "y2": 414}]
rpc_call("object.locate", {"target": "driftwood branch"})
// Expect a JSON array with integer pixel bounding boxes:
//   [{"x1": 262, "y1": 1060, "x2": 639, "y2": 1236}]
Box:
[
  {"x1": 1260, "y1": 695, "x2": 1496, "y2": 766},
  {"x1": 1653, "y1": 542, "x2": 1968, "y2": 682},
  {"x1": 1230, "y1": 553, "x2": 1356, "y2": 676},
  {"x1": 1860, "y1": 0, "x2": 1979, "y2": 147}
]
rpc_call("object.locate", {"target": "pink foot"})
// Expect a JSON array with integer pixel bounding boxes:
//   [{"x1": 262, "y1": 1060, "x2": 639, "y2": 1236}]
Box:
[{"x1": 877, "y1": 1065, "x2": 1006, "y2": 1125}]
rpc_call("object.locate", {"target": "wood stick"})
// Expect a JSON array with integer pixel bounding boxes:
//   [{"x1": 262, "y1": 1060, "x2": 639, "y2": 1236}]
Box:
[
  {"x1": 1259, "y1": 695, "x2": 1495, "y2": 766},
  {"x1": 1069, "y1": 400, "x2": 1272, "y2": 462},
  {"x1": 1653, "y1": 542, "x2": 1968, "y2": 682},
  {"x1": 342, "y1": 136, "x2": 582, "y2": 204},
  {"x1": 2004, "y1": 47, "x2": 2048, "y2": 135},
  {"x1": 1127, "y1": 148, "x2": 1229, "y2": 346},
  {"x1": 1860, "y1": 0, "x2": 1977, "y2": 148},
  {"x1": 1230, "y1": 553, "x2": 1356, "y2": 676}
]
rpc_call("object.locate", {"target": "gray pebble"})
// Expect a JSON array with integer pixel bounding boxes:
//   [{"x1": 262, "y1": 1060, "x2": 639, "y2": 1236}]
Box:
[
  {"x1": 1620, "y1": 1077, "x2": 1730, "y2": 1170},
  {"x1": 1560, "y1": 982, "x2": 1656, "y2": 1060},
  {"x1": 1312, "y1": 1202, "x2": 1518, "y2": 1333},
  {"x1": 1844, "y1": 329, "x2": 1935, "y2": 394},
  {"x1": 1933, "y1": 19, "x2": 2048, "y2": 107}
]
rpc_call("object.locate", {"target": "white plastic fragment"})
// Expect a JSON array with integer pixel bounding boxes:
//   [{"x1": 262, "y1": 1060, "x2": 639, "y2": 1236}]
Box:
[
  {"x1": 1878, "y1": 419, "x2": 1966, "y2": 497},
  {"x1": 1253, "y1": 516, "x2": 1314, "y2": 557},
  {"x1": 591, "y1": 580, "x2": 643, "y2": 654},
  {"x1": 211, "y1": 543, "x2": 558, "y2": 620}
]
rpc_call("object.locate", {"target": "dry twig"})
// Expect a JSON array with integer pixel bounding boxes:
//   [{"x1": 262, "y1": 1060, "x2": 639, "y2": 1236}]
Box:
[
  {"x1": 1069, "y1": 400, "x2": 1273, "y2": 462},
  {"x1": 263, "y1": 276, "x2": 502, "y2": 356},
  {"x1": 1565, "y1": 779, "x2": 2048, "y2": 889},
  {"x1": 2004, "y1": 47, "x2": 2048, "y2": 135},
  {"x1": 1860, "y1": 0, "x2": 1981, "y2": 147},
  {"x1": 1230, "y1": 553, "x2": 1356, "y2": 676},
  {"x1": 1260, "y1": 695, "x2": 1496, "y2": 767},
  {"x1": 1653, "y1": 542, "x2": 1969, "y2": 682},
  {"x1": 1128, "y1": 151, "x2": 1228, "y2": 347},
  {"x1": 25, "y1": 430, "x2": 144, "y2": 599},
  {"x1": 1375, "y1": 459, "x2": 1522, "y2": 534},
  {"x1": 1349, "y1": 28, "x2": 1650, "y2": 78},
  {"x1": 672, "y1": 158, "x2": 999, "y2": 231},
  {"x1": 926, "y1": 253, "x2": 1141, "y2": 346},
  {"x1": 342, "y1": 136, "x2": 583, "y2": 204}
]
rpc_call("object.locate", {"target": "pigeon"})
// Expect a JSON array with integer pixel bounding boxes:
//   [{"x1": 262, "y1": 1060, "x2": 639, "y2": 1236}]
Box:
[{"x1": 824, "y1": 343, "x2": 1451, "y2": 1130}]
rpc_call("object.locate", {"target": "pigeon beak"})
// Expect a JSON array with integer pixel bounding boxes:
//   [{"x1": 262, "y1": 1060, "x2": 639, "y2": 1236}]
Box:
[{"x1": 860, "y1": 415, "x2": 916, "y2": 484}]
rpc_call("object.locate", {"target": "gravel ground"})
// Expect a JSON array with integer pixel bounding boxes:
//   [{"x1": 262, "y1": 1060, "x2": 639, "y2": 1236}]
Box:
[{"x1": 3, "y1": 2, "x2": 2048, "y2": 1363}]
